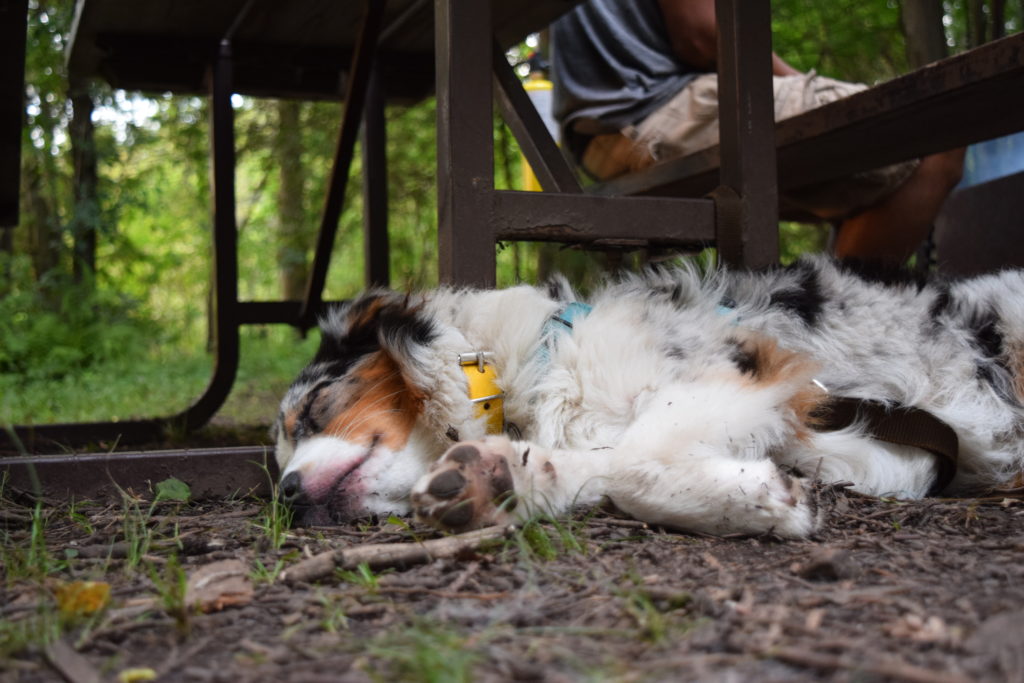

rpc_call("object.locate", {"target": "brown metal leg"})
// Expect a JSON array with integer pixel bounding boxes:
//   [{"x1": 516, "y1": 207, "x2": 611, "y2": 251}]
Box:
[
  {"x1": 180, "y1": 37, "x2": 242, "y2": 432},
  {"x1": 3, "y1": 37, "x2": 244, "y2": 452},
  {"x1": 0, "y1": 0, "x2": 27, "y2": 228},
  {"x1": 363, "y1": 61, "x2": 389, "y2": 288},
  {"x1": 714, "y1": 0, "x2": 779, "y2": 268},
  {"x1": 435, "y1": 0, "x2": 495, "y2": 287}
]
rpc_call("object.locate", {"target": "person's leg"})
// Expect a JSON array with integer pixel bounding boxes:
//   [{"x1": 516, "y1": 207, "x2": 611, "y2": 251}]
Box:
[{"x1": 833, "y1": 148, "x2": 965, "y2": 266}]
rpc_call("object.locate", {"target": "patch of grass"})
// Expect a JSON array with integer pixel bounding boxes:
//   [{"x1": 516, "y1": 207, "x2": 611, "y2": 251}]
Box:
[
  {"x1": 337, "y1": 562, "x2": 384, "y2": 594},
  {"x1": 148, "y1": 555, "x2": 190, "y2": 637},
  {"x1": 621, "y1": 590, "x2": 670, "y2": 644},
  {"x1": 250, "y1": 551, "x2": 298, "y2": 584},
  {"x1": 316, "y1": 591, "x2": 349, "y2": 634},
  {"x1": 614, "y1": 571, "x2": 697, "y2": 646},
  {"x1": 66, "y1": 499, "x2": 96, "y2": 536},
  {"x1": 252, "y1": 462, "x2": 293, "y2": 551},
  {"x1": 119, "y1": 492, "x2": 159, "y2": 571},
  {"x1": 509, "y1": 516, "x2": 589, "y2": 562},
  {"x1": 0, "y1": 599, "x2": 64, "y2": 660},
  {"x1": 365, "y1": 620, "x2": 482, "y2": 683},
  {"x1": 0, "y1": 326, "x2": 319, "y2": 426},
  {"x1": 118, "y1": 477, "x2": 190, "y2": 571},
  {"x1": 1, "y1": 501, "x2": 65, "y2": 584}
]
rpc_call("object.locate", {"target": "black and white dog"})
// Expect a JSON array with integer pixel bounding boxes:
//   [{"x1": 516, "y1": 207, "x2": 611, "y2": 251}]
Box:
[{"x1": 273, "y1": 257, "x2": 1024, "y2": 537}]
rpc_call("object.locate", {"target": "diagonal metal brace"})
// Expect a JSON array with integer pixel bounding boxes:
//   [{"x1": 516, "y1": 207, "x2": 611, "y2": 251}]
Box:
[{"x1": 300, "y1": 0, "x2": 389, "y2": 328}]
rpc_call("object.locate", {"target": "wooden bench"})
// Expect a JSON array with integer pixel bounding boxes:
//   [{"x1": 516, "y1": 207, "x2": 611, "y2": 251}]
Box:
[{"x1": 589, "y1": 32, "x2": 1024, "y2": 210}]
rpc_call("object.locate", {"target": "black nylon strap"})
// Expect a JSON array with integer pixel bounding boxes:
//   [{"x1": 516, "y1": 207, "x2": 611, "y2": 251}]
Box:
[{"x1": 812, "y1": 398, "x2": 958, "y2": 495}]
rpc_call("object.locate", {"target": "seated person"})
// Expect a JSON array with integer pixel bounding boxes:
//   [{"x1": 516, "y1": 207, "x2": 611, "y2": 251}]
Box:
[{"x1": 551, "y1": 0, "x2": 965, "y2": 265}]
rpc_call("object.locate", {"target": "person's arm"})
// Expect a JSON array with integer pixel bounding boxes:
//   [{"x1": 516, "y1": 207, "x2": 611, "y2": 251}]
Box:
[{"x1": 657, "y1": 0, "x2": 801, "y2": 76}]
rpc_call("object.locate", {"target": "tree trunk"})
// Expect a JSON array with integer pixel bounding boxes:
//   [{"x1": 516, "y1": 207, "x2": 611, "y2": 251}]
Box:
[
  {"x1": 991, "y1": 0, "x2": 1006, "y2": 39},
  {"x1": 966, "y1": 0, "x2": 987, "y2": 47},
  {"x1": 900, "y1": 0, "x2": 947, "y2": 68},
  {"x1": 69, "y1": 82, "x2": 99, "y2": 285},
  {"x1": 274, "y1": 99, "x2": 309, "y2": 301},
  {"x1": 22, "y1": 151, "x2": 60, "y2": 282}
]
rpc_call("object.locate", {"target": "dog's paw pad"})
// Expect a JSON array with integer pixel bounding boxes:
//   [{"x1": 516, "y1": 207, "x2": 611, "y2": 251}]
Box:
[{"x1": 412, "y1": 441, "x2": 517, "y2": 532}]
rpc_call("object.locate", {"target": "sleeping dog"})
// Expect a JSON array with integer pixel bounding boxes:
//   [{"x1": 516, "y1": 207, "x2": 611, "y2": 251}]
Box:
[{"x1": 273, "y1": 257, "x2": 1024, "y2": 537}]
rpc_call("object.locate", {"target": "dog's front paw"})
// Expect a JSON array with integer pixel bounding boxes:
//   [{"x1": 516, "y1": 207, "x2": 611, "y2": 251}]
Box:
[{"x1": 411, "y1": 439, "x2": 518, "y2": 532}]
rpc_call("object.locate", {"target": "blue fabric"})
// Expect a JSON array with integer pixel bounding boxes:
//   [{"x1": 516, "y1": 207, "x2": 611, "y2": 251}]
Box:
[
  {"x1": 536, "y1": 302, "x2": 593, "y2": 365},
  {"x1": 550, "y1": 301, "x2": 593, "y2": 330},
  {"x1": 551, "y1": 0, "x2": 701, "y2": 159}
]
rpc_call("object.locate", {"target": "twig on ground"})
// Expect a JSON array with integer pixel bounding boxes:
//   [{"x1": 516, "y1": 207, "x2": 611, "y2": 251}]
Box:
[{"x1": 281, "y1": 525, "x2": 514, "y2": 584}]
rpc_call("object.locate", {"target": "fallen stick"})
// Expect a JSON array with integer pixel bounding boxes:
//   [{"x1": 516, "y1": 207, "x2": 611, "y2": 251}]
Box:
[{"x1": 281, "y1": 524, "x2": 514, "y2": 584}]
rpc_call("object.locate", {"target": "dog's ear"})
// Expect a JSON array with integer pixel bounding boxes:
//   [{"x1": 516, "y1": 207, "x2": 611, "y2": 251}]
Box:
[
  {"x1": 544, "y1": 274, "x2": 575, "y2": 304},
  {"x1": 315, "y1": 291, "x2": 440, "y2": 390},
  {"x1": 316, "y1": 292, "x2": 435, "y2": 361}
]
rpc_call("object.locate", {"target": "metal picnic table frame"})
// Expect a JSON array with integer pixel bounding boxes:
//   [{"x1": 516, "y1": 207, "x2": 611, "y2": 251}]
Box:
[{"x1": 2, "y1": 0, "x2": 783, "y2": 496}]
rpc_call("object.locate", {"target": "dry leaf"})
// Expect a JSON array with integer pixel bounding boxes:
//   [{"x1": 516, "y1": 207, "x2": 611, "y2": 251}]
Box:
[
  {"x1": 54, "y1": 580, "x2": 111, "y2": 618},
  {"x1": 185, "y1": 559, "x2": 253, "y2": 612}
]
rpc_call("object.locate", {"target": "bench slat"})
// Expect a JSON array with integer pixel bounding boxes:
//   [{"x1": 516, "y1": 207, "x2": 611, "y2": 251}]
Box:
[
  {"x1": 491, "y1": 190, "x2": 715, "y2": 247},
  {"x1": 592, "y1": 32, "x2": 1024, "y2": 199}
]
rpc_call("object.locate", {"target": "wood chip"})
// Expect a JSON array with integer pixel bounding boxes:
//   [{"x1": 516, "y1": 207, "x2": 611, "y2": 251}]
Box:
[
  {"x1": 185, "y1": 559, "x2": 253, "y2": 612},
  {"x1": 45, "y1": 639, "x2": 101, "y2": 683}
]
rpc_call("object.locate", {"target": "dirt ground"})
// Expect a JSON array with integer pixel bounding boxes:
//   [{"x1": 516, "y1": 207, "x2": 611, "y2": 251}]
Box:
[{"x1": 3, "y1": 481, "x2": 1024, "y2": 683}]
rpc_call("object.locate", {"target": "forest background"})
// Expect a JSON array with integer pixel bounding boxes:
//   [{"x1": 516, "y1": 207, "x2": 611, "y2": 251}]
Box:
[{"x1": 1, "y1": 0, "x2": 1020, "y2": 432}]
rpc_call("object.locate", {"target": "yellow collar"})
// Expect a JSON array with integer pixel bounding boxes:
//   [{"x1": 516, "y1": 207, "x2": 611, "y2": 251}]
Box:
[{"x1": 458, "y1": 351, "x2": 505, "y2": 435}]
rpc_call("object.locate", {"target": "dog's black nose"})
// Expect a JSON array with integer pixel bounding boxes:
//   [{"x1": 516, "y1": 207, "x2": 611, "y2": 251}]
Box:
[{"x1": 279, "y1": 471, "x2": 305, "y2": 505}]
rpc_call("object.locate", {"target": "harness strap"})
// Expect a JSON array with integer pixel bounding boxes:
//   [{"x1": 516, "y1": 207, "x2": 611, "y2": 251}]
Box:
[{"x1": 812, "y1": 398, "x2": 958, "y2": 495}]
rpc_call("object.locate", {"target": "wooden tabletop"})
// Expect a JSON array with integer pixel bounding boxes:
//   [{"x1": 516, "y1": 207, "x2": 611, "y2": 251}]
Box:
[{"x1": 67, "y1": 0, "x2": 578, "y2": 100}]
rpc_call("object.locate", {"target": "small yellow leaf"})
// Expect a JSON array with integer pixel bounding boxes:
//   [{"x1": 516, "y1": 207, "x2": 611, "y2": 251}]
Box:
[
  {"x1": 118, "y1": 667, "x2": 158, "y2": 682},
  {"x1": 54, "y1": 580, "x2": 111, "y2": 617}
]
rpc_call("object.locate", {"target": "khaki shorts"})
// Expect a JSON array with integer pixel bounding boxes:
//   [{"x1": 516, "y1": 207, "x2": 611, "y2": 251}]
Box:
[{"x1": 581, "y1": 72, "x2": 917, "y2": 219}]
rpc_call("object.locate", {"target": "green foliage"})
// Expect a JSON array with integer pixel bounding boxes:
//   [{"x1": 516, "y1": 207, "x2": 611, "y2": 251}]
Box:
[
  {"x1": 772, "y1": 1, "x2": 908, "y2": 82},
  {"x1": 0, "y1": 255, "x2": 153, "y2": 382},
  {"x1": 154, "y1": 478, "x2": 191, "y2": 504}
]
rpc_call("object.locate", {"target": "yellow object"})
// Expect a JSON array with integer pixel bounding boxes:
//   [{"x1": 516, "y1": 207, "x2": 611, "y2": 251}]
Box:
[
  {"x1": 521, "y1": 78, "x2": 554, "y2": 192},
  {"x1": 54, "y1": 580, "x2": 110, "y2": 617},
  {"x1": 118, "y1": 668, "x2": 158, "y2": 683},
  {"x1": 460, "y1": 353, "x2": 505, "y2": 434}
]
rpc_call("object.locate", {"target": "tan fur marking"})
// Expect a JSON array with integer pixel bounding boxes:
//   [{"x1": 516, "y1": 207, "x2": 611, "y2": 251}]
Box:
[
  {"x1": 283, "y1": 411, "x2": 299, "y2": 440},
  {"x1": 735, "y1": 333, "x2": 826, "y2": 442},
  {"x1": 324, "y1": 351, "x2": 425, "y2": 450}
]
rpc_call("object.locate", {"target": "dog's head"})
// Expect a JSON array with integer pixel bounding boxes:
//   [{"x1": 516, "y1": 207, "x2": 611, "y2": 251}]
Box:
[{"x1": 273, "y1": 291, "x2": 476, "y2": 526}]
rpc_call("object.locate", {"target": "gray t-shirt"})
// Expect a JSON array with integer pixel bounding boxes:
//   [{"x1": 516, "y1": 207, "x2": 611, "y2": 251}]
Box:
[{"x1": 551, "y1": 0, "x2": 702, "y2": 159}]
